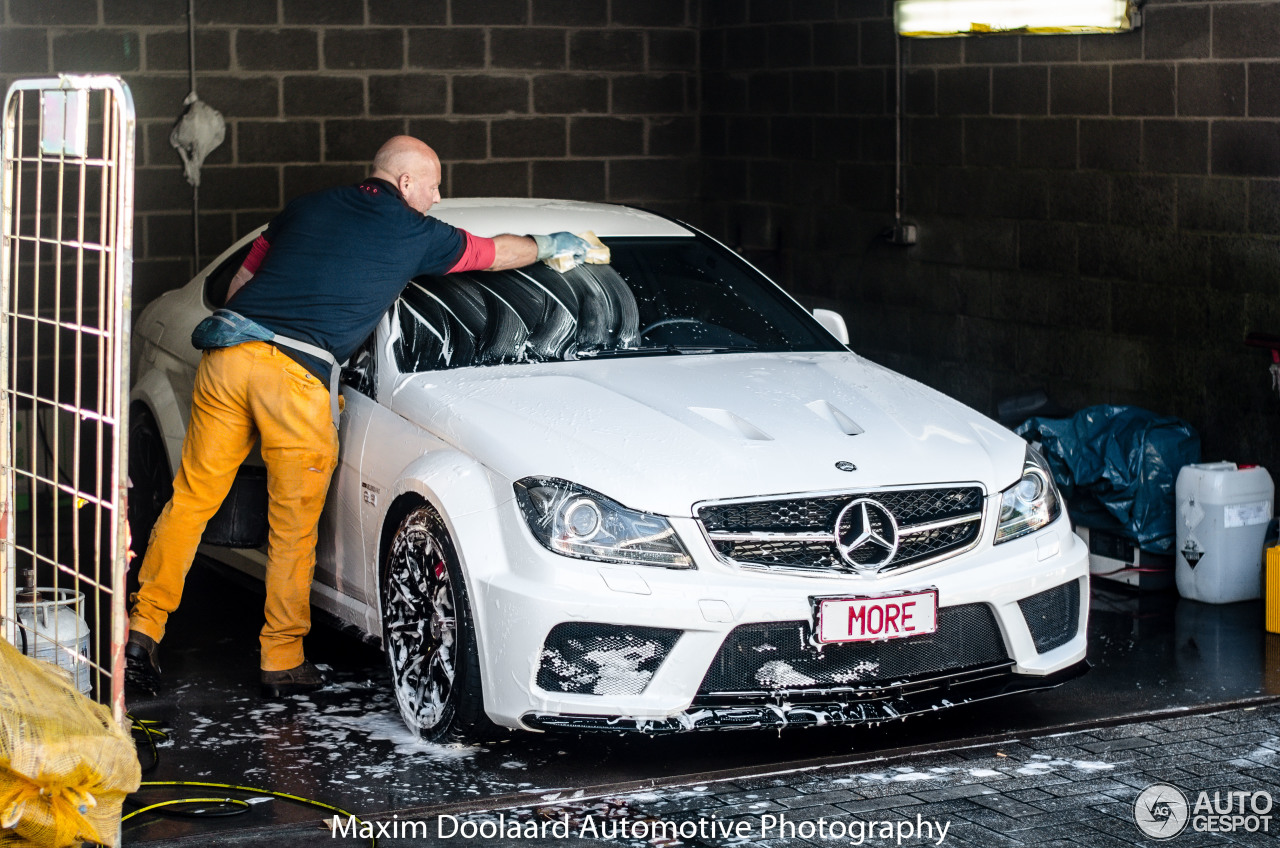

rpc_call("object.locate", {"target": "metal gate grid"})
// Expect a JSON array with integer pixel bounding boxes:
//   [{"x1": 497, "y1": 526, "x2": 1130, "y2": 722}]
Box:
[{"x1": 0, "y1": 76, "x2": 135, "y2": 725}]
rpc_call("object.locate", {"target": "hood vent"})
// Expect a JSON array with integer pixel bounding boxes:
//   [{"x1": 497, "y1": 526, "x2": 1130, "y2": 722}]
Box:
[
  {"x1": 806, "y1": 399, "x2": 864, "y2": 436},
  {"x1": 688, "y1": 407, "x2": 772, "y2": 441}
]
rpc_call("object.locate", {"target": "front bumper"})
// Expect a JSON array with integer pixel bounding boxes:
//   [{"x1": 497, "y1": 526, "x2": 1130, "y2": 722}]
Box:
[
  {"x1": 451, "y1": 502, "x2": 1090, "y2": 732},
  {"x1": 525, "y1": 660, "x2": 1091, "y2": 733}
]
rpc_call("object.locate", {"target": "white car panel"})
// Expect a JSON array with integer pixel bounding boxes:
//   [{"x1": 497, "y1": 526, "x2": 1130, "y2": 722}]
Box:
[
  {"x1": 129, "y1": 199, "x2": 1089, "y2": 737},
  {"x1": 428, "y1": 198, "x2": 692, "y2": 239},
  {"x1": 386, "y1": 354, "x2": 1028, "y2": 517}
]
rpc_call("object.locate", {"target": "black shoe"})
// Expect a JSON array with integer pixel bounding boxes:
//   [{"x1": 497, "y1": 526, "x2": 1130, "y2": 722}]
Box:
[
  {"x1": 260, "y1": 661, "x2": 328, "y2": 698},
  {"x1": 125, "y1": 630, "x2": 162, "y2": 695}
]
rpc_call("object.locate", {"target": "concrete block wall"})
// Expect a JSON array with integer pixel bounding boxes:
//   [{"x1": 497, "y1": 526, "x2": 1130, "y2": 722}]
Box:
[
  {"x1": 701, "y1": 0, "x2": 1280, "y2": 473},
  {"x1": 0, "y1": 0, "x2": 700, "y2": 306},
  {"x1": 4, "y1": 0, "x2": 1279, "y2": 474}
]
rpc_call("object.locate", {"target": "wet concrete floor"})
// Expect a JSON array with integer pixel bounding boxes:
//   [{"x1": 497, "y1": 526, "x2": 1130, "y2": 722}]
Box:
[{"x1": 120, "y1": 560, "x2": 1280, "y2": 846}]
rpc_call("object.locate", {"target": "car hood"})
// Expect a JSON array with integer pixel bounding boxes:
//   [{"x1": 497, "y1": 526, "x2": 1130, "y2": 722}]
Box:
[{"x1": 387, "y1": 352, "x2": 1027, "y2": 516}]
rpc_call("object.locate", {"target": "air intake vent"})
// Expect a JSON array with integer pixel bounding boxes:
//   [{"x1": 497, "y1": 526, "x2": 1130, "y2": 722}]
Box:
[
  {"x1": 699, "y1": 603, "x2": 1008, "y2": 696},
  {"x1": 1018, "y1": 580, "x2": 1080, "y2": 654},
  {"x1": 537, "y1": 623, "x2": 681, "y2": 696}
]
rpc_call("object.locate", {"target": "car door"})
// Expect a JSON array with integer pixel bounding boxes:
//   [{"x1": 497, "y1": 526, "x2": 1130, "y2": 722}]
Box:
[{"x1": 314, "y1": 332, "x2": 376, "y2": 603}]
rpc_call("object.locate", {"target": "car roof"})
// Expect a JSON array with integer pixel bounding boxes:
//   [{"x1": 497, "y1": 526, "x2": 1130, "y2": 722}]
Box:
[{"x1": 426, "y1": 198, "x2": 693, "y2": 239}]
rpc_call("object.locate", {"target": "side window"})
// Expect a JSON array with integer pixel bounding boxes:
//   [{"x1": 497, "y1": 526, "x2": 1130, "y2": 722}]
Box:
[
  {"x1": 203, "y1": 243, "x2": 252, "y2": 308},
  {"x1": 341, "y1": 328, "x2": 378, "y2": 399}
]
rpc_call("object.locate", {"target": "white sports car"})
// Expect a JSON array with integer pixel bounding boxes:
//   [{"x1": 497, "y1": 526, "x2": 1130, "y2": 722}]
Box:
[{"x1": 129, "y1": 199, "x2": 1089, "y2": 740}]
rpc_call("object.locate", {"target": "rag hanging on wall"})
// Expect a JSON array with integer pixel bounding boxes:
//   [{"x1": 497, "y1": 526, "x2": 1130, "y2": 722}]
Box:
[{"x1": 168, "y1": 0, "x2": 225, "y2": 267}]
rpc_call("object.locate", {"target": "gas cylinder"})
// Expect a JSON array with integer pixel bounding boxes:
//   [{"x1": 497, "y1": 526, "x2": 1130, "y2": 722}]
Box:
[{"x1": 15, "y1": 588, "x2": 92, "y2": 694}]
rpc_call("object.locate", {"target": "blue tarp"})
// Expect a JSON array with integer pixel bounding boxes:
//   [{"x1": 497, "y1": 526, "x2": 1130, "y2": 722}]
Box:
[{"x1": 1015, "y1": 405, "x2": 1200, "y2": 554}]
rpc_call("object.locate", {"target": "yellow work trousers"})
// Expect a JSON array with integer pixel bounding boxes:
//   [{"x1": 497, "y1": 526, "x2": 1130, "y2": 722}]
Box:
[{"x1": 130, "y1": 341, "x2": 338, "y2": 671}]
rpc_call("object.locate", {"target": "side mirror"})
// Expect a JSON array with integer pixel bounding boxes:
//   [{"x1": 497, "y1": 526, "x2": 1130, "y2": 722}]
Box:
[{"x1": 812, "y1": 308, "x2": 849, "y2": 345}]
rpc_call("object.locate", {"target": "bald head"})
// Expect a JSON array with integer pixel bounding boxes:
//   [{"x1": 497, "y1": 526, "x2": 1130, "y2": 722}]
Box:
[{"x1": 371, "y1": 135, "x2": 442, "y2": 214}]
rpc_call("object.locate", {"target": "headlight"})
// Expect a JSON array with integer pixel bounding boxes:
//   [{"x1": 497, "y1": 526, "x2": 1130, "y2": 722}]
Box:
[
  {"x1": 514, "y1": 477, "x2": 694, "y2": 568},
  {"x1": 994, "y1": 447, "x2": 1062, "y2": 544}
]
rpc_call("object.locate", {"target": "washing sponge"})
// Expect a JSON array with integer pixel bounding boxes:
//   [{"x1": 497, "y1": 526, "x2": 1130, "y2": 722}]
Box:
[{"x1": 543, "y1": 231, "x2": 611, "y2": 272}]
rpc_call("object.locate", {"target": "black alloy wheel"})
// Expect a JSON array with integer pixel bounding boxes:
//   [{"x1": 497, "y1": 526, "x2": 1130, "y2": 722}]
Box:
[
  {"x1": 380, "y1": 504, "x2": 495, "y2": 742},
  {"x1": 127, "y1": 407, "x2": 173, "y2": 561}
]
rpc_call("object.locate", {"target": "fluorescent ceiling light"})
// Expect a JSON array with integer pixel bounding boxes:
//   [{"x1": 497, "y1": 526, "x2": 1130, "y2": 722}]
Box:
[{"x1": 895, "y1": 0, "x2": 1139, "y2": 38}]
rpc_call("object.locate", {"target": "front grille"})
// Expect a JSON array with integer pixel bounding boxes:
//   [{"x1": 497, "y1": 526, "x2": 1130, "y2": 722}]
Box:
[
  {"x1": 537, "y1": 623, "x2": 681, "y2": 696},
  {"x1": 700, "y1": 488, "x2": 983, "y2": 533},
  {"x1": 1018, "y1": 580, "x2": 1080, "y2": 653},
  {"x1": 720, "y1": 522, "x2": 980, "y2": 571},
  {"x1": 698, "y1": 602, "x2": 1008, "y2": 696},
  {"x1": 720, "y1": 540, "x2": 843, "y2": 570},
  {"x1": 698, "y1": 486, "x2": 985, "y2": 576}
]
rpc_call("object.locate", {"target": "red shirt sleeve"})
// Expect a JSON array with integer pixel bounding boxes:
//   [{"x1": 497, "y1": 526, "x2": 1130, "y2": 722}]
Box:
[
  {"x1": 445, "y1": 229, "x2": 496, "y2": 273},
  {"x1": 242, "y1": 235, "x2": 271, "y2": 275}
]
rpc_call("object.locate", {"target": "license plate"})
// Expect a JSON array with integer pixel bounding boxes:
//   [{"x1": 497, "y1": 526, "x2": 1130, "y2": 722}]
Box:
[{"x1": 815, "y1": 590, "x2": 938, "y2": 644}]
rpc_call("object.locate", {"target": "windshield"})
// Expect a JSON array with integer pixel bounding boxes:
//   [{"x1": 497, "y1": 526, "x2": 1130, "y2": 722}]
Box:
[{"x1": 392, "y1": 236, "x2": 846, "y2": 373}]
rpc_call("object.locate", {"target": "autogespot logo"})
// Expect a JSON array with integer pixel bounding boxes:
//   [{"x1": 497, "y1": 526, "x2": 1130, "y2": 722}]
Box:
[
  {"x1": 1134, "y1": 784, "x2": 1189, "y2": 839},
  {"x1": 1134, "y1": 783, "x2": 1274, "y2": 839}
]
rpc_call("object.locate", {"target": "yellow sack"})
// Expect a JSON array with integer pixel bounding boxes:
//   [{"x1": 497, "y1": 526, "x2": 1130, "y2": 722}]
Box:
[{"x1": 0, "y1": 638, "x2": 140, "y2": 848}]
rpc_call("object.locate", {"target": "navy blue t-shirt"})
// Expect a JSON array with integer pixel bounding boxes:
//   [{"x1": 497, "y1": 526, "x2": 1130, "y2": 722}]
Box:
[{"x1": 227, "y1": 178, "x2": 465, "y2": 379}]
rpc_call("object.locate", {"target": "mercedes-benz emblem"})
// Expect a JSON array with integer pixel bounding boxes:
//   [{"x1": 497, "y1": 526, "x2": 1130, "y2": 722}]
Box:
[{"x1": 835, "y1": 498, "x2": 899, "y2": 569}]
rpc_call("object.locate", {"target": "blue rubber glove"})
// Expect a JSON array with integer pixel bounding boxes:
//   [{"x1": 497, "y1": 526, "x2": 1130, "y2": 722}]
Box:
[{"x1": 532, "y1": 232, "x2": 591, "y2": 262}]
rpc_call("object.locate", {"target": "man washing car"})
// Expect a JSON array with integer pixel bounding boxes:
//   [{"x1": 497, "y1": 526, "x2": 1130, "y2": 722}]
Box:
[{"x1": 126, "y1": 135, "x2": 590, "y2": 697}]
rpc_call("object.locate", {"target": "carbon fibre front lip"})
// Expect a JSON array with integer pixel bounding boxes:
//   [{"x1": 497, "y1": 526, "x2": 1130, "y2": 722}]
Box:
[{"x1": 522, "y1": 660, "x2": 1091, "y2": 734}]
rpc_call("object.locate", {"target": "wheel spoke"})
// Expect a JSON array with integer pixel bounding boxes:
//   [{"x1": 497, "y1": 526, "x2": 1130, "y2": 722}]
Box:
[
  {"x1": 382, "y1": 508, "x2": 467, "y2": 736},
  {"x1": 429, "y1": 645, "x2": 454, "y2": 682}
]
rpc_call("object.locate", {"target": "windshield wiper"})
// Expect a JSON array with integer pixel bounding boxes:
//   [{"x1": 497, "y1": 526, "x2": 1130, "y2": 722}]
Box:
[{"x1": 576, "y1": 345, "x2": 757, "y2": 359}]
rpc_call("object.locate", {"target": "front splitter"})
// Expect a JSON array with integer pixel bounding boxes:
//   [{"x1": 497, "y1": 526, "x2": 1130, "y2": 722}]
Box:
[{"x1": 524, "y1": 660, "x2": 1092, "y2": 733}]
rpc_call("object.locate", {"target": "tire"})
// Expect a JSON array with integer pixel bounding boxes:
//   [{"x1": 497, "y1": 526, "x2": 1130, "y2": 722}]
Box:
[
  {"x1": 381, "y1": 504, "x2": 496, "y2": 742},
  {"x1": 127, "y1": 406, "x2": 172, "y2": 561}
]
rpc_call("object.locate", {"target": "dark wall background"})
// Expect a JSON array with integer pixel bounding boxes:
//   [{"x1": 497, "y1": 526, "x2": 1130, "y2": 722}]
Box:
[
  {"x1": 3, "y1": 0, "x2": 1280, "y2": 474},
  {"x1": 703, "y1": 0, "x2": 1280, "y2": 474},
  {"x1": 0, "y1": 0, "x2": 701, "y2": 305}
]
